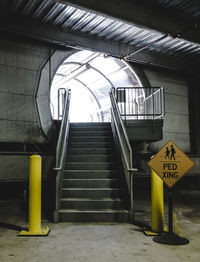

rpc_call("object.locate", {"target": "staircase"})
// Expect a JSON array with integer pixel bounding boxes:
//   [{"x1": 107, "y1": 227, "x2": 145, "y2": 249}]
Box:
[{"x1": 58, "y1": 122, "x2": 130, "y2": 222}]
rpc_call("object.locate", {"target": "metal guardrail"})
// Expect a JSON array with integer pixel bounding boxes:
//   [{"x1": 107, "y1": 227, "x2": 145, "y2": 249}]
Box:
[
  {"x1": 109, "y1": 89, "x2": 137, "y2": 220},
  {"x1": 115, "y1": 87, "x2": 164, "y2": 121},
  {"x1": 55, "y1": 89, "x2": 71, "y2": 170},
  {"x1": 54, "y1": 89, "x2": 71, "y2": 221}
]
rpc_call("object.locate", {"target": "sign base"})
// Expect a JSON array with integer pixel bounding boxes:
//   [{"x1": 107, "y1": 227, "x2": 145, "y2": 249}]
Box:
[
  {"x1": 153, "y1": 232, "x2": 189, "y2": 245},
  {"x1": 18, "y1": 227, "x2": 50, "y2": 236}
]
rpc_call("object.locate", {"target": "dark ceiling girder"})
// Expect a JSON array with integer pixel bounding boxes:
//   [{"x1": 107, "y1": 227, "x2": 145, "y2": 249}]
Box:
[
  {"x1": 0, "y1": 15, "x2": 195, "y2": 73},
  {"x1": 58, "y1": 0, "x2": 200, "y2": 45},
  {"x1": 0, "y1": 15, "x2": 138, "y2": 59}
]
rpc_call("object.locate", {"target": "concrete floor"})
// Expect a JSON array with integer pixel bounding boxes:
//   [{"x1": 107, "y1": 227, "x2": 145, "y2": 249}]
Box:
[{"x1": 0, "y1": 195, "x2": 200, "y2": 262}]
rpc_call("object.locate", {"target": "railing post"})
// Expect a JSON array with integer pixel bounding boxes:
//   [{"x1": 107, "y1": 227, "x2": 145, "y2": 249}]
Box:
[{"x1": 58, "y1": 88, "x2": 66, "y2": 120}]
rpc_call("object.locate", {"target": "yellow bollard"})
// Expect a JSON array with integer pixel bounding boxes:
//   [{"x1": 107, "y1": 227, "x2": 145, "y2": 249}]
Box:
[
  {"x1": 18, "y1": 155, "x2": 50, "y2": 236},
  {"x1": 151, "y1": 169, "x2": 164, "y2": 233},
  {"x1": 144, "y1": 169, "x2": 164, "y2": 236}
]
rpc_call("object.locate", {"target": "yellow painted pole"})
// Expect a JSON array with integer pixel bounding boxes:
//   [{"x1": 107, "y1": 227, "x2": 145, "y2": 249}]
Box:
[
  {"x1": 29, "y1": 155, "x2": 42, "y2": 233},
  {"x1": 151, "y1": 169, "x2": 164, "y2": 233},
  {"x1": 18, "y1": 155, "x2": 50, "y2": 236}
]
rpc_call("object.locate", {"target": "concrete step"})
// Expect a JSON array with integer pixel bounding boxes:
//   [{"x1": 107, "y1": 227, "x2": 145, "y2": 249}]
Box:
[
  {"x1": 67, "y1": 148, "x2": 113, "y2": 155},
  {"x1": 70, "y1": 127, "x2": 111, "y2": 132},
  {"x1": 62, "y1": 170, "x2": 121, "y2": 179},
  {"x1": 66, "y1": 155, "x2": 114, "y2": 162},
  {"x1": 63, "y1": 178, "x2": 121, "y2": 188},
  {"x1": 68, "y1": 142, "x2": 113, "y2": 149},
  {"x1": 69, "y1": 131, "x2": 112, "y2": 136},
  {"x1": 70, "y1": 122, "x2": 111, "y2": 126},
  {"x1": 64, "y1": 162, "x2": 118, "y2": 170},
  {"x1": 70, "y1": 122, "x2": 111, "y2": 130},
  {"x1": 58, "y1": 209, "x2": 129, "y2": 222},
  {"x1": 69, "y1": 136, "x2": 112, "y2": 142},
  {"x1": 61, "y1": 188, "x2": 123, "y2": 198},
  {"x1": 57, "y1": 122, "x2": 129, "y2": 223},
  {"x1": 60, "y1": 198, "x2": 125, "y2": 209}
]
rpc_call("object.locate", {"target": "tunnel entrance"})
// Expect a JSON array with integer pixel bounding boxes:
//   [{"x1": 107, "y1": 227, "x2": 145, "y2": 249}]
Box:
[{"x1": 50, "y1": 50, "x2": 142, "y2": 122}]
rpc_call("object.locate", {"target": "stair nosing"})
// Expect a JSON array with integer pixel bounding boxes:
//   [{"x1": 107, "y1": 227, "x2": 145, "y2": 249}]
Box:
[
  {"x1": 62, "y1": 188, "x2": 123, "y2": 190},
  {"x1": 59, "y1": 209, "x2": 129, "y2": 213},
  {"x1": 63, "y1": 178, "x2": 120, "y2": 181},
  {"x1": 68, "y1": 148, "x2": 113, "y2": 150},
  {"x1": 65, "y1": 162, "x2": 117, "y2": 164},
  {"x1": 63, "y1": 170, "x2": 120, "y2": 172},
  {"x1": 68, "y1": 142, "x2": 112, "y2": 144},
  {"x1": 60, "y1": 198, "x2": 123, "y2": 201},
  {"x1": 69, "y1": 135, "x2": 112, "y2": 137},
  {"x1": 70, "y1": 133, "x2": 111, "y2": 135},
  {"x1": 66, "y1": 155, "x2": 113, "y2": 157}
]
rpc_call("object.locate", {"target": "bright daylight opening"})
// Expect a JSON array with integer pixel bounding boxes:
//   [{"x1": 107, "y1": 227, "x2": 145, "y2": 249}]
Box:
[{"x1": 50, "y1": 50, "x2": 142, "y2": 122}]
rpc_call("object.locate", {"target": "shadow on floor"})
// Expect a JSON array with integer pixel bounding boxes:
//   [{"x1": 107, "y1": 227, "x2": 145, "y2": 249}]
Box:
[{"x1": 0, "y1": 221, "x2": 27, "y2": 231}]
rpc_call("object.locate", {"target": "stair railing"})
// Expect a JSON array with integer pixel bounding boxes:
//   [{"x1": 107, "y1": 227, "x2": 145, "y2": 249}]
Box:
[
  {"x1": 109, "y1": 89, "x2": 137, "y2": 221},
  {"x1": 115, "y1": 87, "x2": 164, "y2": 121},
  {"x1": 54, "y1": 88, "x2": 71, "y2": 222}
]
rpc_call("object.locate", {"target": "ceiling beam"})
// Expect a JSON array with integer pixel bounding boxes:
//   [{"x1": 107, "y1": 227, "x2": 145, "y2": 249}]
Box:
[
  {"x1": 58, "y1": 0, "x2": 200, "y2": 45},
  {"x1": 0, "y1": 15, "x2": 137, "y2": 59},
  {"x1": 0, "y1": 15, "x2": 196, "y2": 74}
]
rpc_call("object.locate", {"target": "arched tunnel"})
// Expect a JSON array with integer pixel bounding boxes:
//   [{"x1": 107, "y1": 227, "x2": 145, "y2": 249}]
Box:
[{"x1": 35, "y1": 48, "x2": 148, "y2": 143}]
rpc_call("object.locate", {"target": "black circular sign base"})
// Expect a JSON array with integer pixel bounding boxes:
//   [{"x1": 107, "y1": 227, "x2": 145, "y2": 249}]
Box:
[{"x1": 153, "y1": 232, "x2": 189, "y2": 245}]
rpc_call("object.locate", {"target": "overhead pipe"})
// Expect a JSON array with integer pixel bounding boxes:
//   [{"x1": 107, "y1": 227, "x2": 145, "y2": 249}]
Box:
[
  {"x1": 122, "y1": 34, "x2": 169, "y2": 60},
  {"x1": 54, "y1": 53, "x2": 100, "y2": 87}
]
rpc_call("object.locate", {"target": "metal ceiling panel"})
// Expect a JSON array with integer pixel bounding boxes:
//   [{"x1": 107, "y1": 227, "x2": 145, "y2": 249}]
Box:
[
  {"x1": 0, "y1": 0, "x2": 200, "y2": 59},
  {"x1": 152, "y1": 0, "x2": 200, "y2": 18}
]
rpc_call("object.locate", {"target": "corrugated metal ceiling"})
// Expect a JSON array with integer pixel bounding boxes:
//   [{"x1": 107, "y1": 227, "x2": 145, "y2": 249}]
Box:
[
  {"x1": 0, "y1": 0, "x2": 200, "y2": 59},
  {"x1": 152, "y1": 0, "x2": 200, "y2": 18}
]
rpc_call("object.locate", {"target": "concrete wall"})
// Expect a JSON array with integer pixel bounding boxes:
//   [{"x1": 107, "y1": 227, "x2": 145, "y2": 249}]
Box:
[
  {"x1": 0, "y1": 154, "x2": 54, "y2": 181},
  {"x1": 0, "y1": 36, "x2": 73, "y2": 144},
  {"x1": 37, "y1": 48, "x2": 76, "y2": 139},
  {"x1": 143, "y1": 69, "x2": 190, "y2": 152},
  {"x1": 0, "y1": 37, "x2": 76, "y2": 180},
  {"x1": 0, "y1": 36, "x2": 50, "y2": 143}
]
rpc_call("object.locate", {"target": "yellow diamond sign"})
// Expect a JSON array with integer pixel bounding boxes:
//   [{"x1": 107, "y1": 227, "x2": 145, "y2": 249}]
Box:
[{"x1": 148, "y1": 140, "x2": 195, "y2": 188}]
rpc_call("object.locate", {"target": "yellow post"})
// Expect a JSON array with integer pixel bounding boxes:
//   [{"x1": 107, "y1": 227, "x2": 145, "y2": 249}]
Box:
[
  {"x1": 29, "y1": 155, "x2": 42, "y2": 233},
  {"x1": 18, "y1": 155, "x2": 50, "y2": 236},
  {"x1": 151, "y1": 169, "x2": 164, "y2": 233}
]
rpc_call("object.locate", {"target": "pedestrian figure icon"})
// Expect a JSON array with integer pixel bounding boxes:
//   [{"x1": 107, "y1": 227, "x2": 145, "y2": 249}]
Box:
[
  {"x1": 170, "y1": 145, "x2": 176, "y2": 160},
  {"x1": 165, "y1": 147, "x2": 170, "y2": 159}
]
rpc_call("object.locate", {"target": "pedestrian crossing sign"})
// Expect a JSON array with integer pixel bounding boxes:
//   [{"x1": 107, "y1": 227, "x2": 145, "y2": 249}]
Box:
[{"x1": 148, "y1": 140, "x2": 195, "y2": 188}]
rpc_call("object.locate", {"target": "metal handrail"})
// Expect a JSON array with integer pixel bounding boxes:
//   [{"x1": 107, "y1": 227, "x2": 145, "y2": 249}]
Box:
[
  {"x1": 57, "y1": 88, "x2": 66, "y2": 120},
  {"x1": 110, "y1": 91, "x2": 133, "y2": 170},
  {"x1": 54, "y1": 89, "x2": 71, "y2": 221},
  {"x1": 109, "y1": 89, "x2": 137, "y2": 219},
  {"x1": 54, "y1": 88, "x2": 71, "y2": 170}
]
